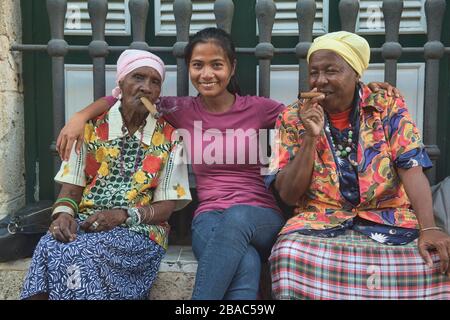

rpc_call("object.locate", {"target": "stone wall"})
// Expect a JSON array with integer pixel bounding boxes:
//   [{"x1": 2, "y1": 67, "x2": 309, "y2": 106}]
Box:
[{"x1": 0, "y1": 1, "x2": 25, "y2": 218}]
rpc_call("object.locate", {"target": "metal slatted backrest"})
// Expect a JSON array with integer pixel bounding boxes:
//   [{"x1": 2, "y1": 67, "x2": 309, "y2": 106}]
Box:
[{"x1": 11, "y1": 0, "x2": 448, "y2": 185}]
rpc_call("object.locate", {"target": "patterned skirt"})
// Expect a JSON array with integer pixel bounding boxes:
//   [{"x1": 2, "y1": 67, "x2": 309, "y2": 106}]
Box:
[
  {"x1": 21, "y1": 226, "x2": 165, "y2": 300},
  {"x1": 270, "y1": 231, "x2": 450, "y2": 300}
]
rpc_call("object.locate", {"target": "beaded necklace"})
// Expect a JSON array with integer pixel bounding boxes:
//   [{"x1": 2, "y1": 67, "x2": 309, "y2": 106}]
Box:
[
  {"x1": 119, "y1": 121, "x2": 146, "y2": 176},
  {"x1": 325, "y1": 115, "x2": 358, "y2": 167}
]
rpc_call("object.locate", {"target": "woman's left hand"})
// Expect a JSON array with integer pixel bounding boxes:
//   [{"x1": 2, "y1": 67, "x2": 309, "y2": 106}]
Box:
[
  {"x1": 418, "y1": 229, "x2": 450, "y2": 276},
  {"x1": 367, "y1": 81, "x2": 402, "y2": 97},
  {"x1": 81, "y1": 209, "x2": 128, "y2": 233}
]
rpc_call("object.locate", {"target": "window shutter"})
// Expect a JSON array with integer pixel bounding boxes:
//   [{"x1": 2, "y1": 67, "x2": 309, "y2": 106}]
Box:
[
  {"x1": 356, "y1": 0, "x2": 425, "y2": 34},
  {"x1": 155, "y1": 0, "x2": 328, "y2": 36},
  {"x1": 155, "y1": 0, "x2": 216, "y2": 35},
  {"x1": 65, "y1": 0, "x2": 131, "y2": 36},
  {"x1": 272, "y1": 0, "x2": 328, "y2": 35}
]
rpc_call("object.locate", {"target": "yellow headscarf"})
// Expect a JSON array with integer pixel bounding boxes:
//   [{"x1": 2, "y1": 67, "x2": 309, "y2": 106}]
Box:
[{"x1": 307, "y1": 31, "x2": 370, "y2": 76}]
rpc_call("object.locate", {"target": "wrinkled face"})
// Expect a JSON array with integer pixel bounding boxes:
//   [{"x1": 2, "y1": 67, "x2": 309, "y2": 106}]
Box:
[
  {"x1": 188, "y1": 41, "x2": 236, "y2": 98},
  {"x1": 119, "y1": 66, "x2": 162, "y2": 111},
  {"x1": 308, "y1": 50, "x2": 359, "y2": 113}
]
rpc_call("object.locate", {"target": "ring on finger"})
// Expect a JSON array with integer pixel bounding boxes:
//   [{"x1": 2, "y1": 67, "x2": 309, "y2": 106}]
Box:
[{"x1": 91, "y1": 221, "x2": 99, "y2": 230}]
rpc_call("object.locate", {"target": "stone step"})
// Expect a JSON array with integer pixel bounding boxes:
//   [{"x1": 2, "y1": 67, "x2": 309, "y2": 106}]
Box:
[{"x1": 0, "y1": 245, "x2": 196, "y2": 300}]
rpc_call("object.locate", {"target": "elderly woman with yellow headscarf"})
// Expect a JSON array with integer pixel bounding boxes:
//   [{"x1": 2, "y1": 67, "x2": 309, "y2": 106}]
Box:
[
  {"x1": 20, "y1": 49, "x2": 191, "y2": 300},
  {"x1": 268, "y1": 31, "x2": 450, "y2": 299}
]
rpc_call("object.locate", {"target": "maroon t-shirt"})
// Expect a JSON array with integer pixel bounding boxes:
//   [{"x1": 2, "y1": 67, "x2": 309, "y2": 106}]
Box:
[{"x1": 106, "y1": 94, "x2": 285, "y2": 216}]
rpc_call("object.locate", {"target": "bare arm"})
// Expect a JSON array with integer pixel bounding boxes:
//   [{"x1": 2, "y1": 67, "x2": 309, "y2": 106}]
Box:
[
  {"x1": 398, "y1": 166, "x2": 450, "y2": 275},
  {"x1": 50, "y1": 183, "x2": 84, "y2": 243},
  {"x1": 274, "y1": 94, "x2": 325, "y2": 206},
  {"x1": 81, "y1": 201, "x2": 177, "y2": 232},
  {"x1": 275, "y1": 135, "x2": 317, "y2": 205},
  {"x1": 56, "y1": 97, "x2": 110, "y2": 161},
  {"x1": 142, "y1": 201, "x2": 176, "y2": 224}
]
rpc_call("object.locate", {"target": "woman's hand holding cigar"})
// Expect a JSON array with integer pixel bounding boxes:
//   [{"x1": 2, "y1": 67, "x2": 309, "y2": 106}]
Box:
[{"x1": 298, "y1": 89, "x2": 325, "y2": 138}]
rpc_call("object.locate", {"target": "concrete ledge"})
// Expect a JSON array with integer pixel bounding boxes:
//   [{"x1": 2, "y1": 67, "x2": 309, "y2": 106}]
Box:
[
  {"x1": 0, "y1": 246, "x2": 196, "y2": 300},
  {"x1": 0, "y1": 258, "x2": 30, "y2": 300},
  {"x1": 150, "y1": 246, "x2": 196, "y2": 300}
]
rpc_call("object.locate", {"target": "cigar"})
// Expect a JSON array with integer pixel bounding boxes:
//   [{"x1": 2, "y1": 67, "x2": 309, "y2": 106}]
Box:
[
  {"x1": 298, "y1": 92, "x2": 324, "y2": 99},
  {"x1": 140, "y1": 97, "x2": 158, "y2": 116}
]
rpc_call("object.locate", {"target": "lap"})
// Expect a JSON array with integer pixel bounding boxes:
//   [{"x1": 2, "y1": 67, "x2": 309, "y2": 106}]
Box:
[
  {"x1": 22, "y1": 227, "x2": 165, "y2": 300},
  {"x1": 270, "y1": 231, "x2": 450, "y2": 300},
  {"x1": 192, "y1": 205, "x2": 284, "y2": 258}
]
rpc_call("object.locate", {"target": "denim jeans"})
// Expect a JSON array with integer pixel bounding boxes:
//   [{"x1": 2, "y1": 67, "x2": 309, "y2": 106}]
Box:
[{"x1": 191, "y1": 204, "x2": 285, "y2": 300}]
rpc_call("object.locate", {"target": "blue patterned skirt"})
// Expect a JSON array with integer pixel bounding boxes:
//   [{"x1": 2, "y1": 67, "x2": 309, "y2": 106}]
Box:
[{"x1": 21, "y1": 226, "x2": 165, "y2": 300}]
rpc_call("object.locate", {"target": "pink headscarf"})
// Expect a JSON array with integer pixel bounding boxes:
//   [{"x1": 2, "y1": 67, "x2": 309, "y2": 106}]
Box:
[{"x1": 112, "y1": 49, "x2": 166, "y2": 98}]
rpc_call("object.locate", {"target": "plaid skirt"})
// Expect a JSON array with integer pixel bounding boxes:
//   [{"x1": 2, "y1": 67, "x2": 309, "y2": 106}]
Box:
[{"x1": 270, "y1": 231, "x2": 450, "y2": 300}]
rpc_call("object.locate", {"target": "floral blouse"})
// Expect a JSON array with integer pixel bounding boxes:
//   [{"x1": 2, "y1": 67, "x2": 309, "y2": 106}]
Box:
[
  {"x1": 55, "y1": 100, "x2": 192, "y2": 250},
  {"x1": 269, "y1": 84, "x2": 432, "y2": 236}
]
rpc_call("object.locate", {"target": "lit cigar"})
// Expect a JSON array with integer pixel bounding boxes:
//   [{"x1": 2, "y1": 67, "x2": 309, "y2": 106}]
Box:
[
  {"x1": 140, "y1": 97, "x2": 158, "y2": 117},
  {"x1": 298, "y1": 92, "x2": 324, "y2": 99}
]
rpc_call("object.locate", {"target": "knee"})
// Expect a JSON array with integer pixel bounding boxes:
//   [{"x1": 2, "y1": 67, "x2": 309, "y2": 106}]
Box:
[{"x1": 237, "y1": 246, "x2": 261, "y2": 278}]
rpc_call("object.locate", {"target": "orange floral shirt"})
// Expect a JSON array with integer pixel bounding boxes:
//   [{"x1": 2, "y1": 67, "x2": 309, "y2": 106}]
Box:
[{"x1": 270, "y1": 85, "x2": 431, "y2": 235}]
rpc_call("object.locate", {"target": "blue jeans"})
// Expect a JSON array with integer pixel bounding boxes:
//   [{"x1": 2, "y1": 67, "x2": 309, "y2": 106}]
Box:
[{"x1": 191, "y1": 205, "x2": 285, "y2": 300}]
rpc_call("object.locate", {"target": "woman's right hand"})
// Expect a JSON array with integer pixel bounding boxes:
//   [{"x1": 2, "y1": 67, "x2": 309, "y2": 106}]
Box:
[
  {"x1": 57, "y1": 97, "x2": 112, "y2": 160},
  {"x1": 49, "y1": 213, "x2": 77, "y2": 243},
  {"x1": 56, "y1": 112, "x2": 87, "y2": 161},
  {"x1": 299, "y1": 92, "x2": 325, "y2": 138}
]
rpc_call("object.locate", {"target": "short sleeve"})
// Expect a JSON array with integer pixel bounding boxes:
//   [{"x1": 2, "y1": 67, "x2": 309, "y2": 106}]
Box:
[
  {"x1": 153, "y1": 130, "x2": 192, "y2": 211},
  {"x1": 395, "y1": 148, "x2": 432, "y2": 169},
  {"x1": 264, "y1": 104, "x2": 302, "y2": 188},
  {"x1": 157, "y1": 96, "x2": 193, "y2": 129},
  {"x1": 269, "y1": 104, "x2": 302, "y2": 172},
  {"x1": 54, "y1": 143, "x2": 87, "y2": 187},
  {"x1": 386, "y1": 97, "x2": 432, "y2": 170},
  {"x1": 260, "y1": 97, "x2": 285, "y2": 129},
  {"x1": 105, "y1": 95, "x2": 118, "y2": 107}
]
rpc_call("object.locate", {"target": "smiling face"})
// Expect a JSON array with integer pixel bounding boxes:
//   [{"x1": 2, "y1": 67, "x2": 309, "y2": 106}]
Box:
[
  {"x1": 308, "y1": 50, "x2": 359, "y2": 113},
  {"x1": 188, "y1": 41, "x2": 236, "y2": 99},
  {"x1": 119, "y1": 66, "x2": 162, "y2": 113}
]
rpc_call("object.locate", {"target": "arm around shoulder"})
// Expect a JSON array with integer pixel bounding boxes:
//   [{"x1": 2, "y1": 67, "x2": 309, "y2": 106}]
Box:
[{"x1": 57, "y1": 97, "x2": 112, "y2": 161}]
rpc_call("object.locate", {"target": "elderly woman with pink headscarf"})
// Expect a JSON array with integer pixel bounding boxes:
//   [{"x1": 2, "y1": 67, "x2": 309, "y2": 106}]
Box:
[{"x1": 20, "y1": 50, "x2": 191, "y2": 300}]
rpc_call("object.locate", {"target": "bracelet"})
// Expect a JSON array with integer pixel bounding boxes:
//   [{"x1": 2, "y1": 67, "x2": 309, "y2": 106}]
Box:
[
  {"x1": 55, "y1": 197, "x2": 79, "y2": 213},
  {"x1": 420, "y1": 226, "x2": 443, "y2": 232},
  {"x1": 51, "y1": 205, "x2": 75, "y2": 220},
  {"x1": 136, "y1": 209, "x2": 142, "y2": 225},
  {"x1": 148, "y1": 205, "x2": 155, "y2": 223},
  {"x1": 139, "y1": 207, "x2": 147, "y2": 223}
]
